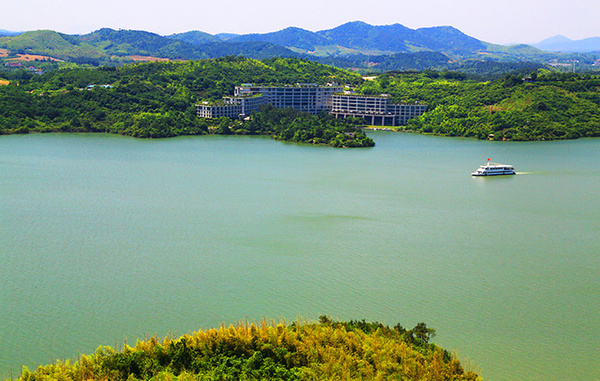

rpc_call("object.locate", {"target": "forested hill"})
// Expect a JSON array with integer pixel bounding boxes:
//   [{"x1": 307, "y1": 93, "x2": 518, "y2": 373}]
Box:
[
  {"x1": 361, "y1": 70, "x2": 600, "y2": 140},
  {"x1": 0, "y1": 57, "x2": 367, "y2": 144},
  {"x1": 2, "y1": 55, "x2": 600, "y2": 142},
  {"x1": 0, "y1": 29, "x2": 299, "y2": 63}
]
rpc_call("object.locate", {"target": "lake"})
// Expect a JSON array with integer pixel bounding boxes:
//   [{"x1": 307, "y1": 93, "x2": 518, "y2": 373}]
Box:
[{"x1": 1, "y1": 132, "x2": 599, "y2": 380}]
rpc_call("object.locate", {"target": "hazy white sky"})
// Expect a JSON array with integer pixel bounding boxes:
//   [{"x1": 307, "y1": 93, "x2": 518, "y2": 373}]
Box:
[{"x1": 2, "y1": 0, "x2": 599, "y2": 44}]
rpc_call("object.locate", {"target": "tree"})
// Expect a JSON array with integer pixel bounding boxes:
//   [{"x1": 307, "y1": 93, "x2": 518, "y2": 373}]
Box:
[{"x1": 412, "y1": 322, "x2": 436, "y2": 343}]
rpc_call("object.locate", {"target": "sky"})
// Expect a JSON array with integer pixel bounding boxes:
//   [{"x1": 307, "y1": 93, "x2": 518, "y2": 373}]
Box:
[{"x1": 2, "y1": 0, "x2": 600, "y2": 45}]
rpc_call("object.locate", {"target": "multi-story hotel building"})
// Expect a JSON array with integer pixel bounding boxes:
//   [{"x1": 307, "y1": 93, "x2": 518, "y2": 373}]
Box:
[
  {"x1": 234, "y1": 83, "x2": 342, "y2": 114},
  {"x1": 330, "y1": 94, "x2": 427, "y2": 126},
  {"x1": 197, "y1": 84, "x2": 427, "y2": 126},
  {"x1": 196, "y1": 94, "x2": 264, "y2": 119}
]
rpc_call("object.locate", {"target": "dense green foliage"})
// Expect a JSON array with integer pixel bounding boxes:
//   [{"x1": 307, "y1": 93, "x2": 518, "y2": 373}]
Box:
[
  {"x1": 316, "y1": 52, "x2": 452, "y2": 72},
  {"x1": 17, "y1": 318, "x2": 479, "y2": 380},
  {"x1": 242, "y1": 105, "x2": 374, "y2": 147},
  {"x1": 357, "y1": 70, "x2": 600, "y2": 140},
  {"x1": 0, "y1": 30, "x2": 105, "y2": 60},
  {"x1": 315, "y1": 53, "x2": 547, "y2": 77},
  {"x1": 167, "y1": 31, "x2": 222, "y2": 46},
  {"x1": 2, "y1": 54, "x2": 600, "y2": 143},
  {"x1": 0, "y1": 57, "x2": 362, "y2": 142}
]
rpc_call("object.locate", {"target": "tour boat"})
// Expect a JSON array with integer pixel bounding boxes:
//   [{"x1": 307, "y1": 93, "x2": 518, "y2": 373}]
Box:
[{"x1": 471, "y1": 160, "x2": 516, "y2": 176}]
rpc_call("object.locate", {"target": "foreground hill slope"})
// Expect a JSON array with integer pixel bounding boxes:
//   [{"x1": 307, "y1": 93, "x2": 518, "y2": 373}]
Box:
[{"x1": 17, "y1": 318, "x2": 480, "y2": 380}]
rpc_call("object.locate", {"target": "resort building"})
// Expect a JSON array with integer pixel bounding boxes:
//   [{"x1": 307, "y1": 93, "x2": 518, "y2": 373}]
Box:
[
  {"x1": 196, "y1": 84, "x2": 427, "y2": 126},
  {"x1": 234, "y1": 83, "x2": 342, "y2": 114},
  {"x1": 330, "y1": 94, "x2": 427, "y2": 126},
  {"x1": 196, "y1": 94, "x2": 264, "y2": 119}
]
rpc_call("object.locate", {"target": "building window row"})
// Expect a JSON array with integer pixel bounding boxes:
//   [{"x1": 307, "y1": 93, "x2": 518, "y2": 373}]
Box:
[{"x1": 197, "y1": 85, "x2": 426, "y2": 126}]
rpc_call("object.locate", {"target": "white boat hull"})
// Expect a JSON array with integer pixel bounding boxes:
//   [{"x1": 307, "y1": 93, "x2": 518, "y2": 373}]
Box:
[
  {"x1": 471, "y1": 171, "x2": 516, "y2": 176},
  {"x1": 471, "y1": 162, "x2": 516, "y2": 176}
]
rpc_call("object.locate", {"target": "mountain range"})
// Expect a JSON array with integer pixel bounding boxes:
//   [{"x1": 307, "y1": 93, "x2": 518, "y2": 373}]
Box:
[
  {"x1": 170, "y1": 21, "x2": 489, "y2": 58},
  {"x1": 0, "y1": 21, "x2": 597, "y2": 72},
  {"x1": 533, "y1": 35, "x2": 600, "y2": 52},
  {"x1": 0, "y1": 29, "x2": 21, "y2": 37}
]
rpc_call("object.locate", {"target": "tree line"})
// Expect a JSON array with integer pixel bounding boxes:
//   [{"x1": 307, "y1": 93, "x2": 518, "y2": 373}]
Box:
[
  {"x1": 357, "y1": 70, "x2": 600, "y2": 140},
  {"x1": 3, "y1": 56, "x2": 600, "y2": 142}
]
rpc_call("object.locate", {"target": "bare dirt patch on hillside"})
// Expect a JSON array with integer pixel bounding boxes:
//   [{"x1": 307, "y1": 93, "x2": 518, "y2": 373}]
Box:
[
  {"x1": 6, "y1": 54, "x2": 63, "y2": 62},
  {"x1": 0, "y1": 48, "x2": 8, "y2": 57}
]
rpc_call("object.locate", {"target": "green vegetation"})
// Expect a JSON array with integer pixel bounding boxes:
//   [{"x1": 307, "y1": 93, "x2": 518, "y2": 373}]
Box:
[
  {"x1": 0, "y1": 30, "x2": 103, "y2": 60},
  {"x1": 0, "y1": 29, "x2": 297, "y2": 64},
  {"x1": 242, "y1": 105, "x2": 374, "y2": 147},
  {"x1": 17, "y1": 318, "x2": 479, "y2": 381},
  {"x1": 357, "y1": 70, "x2": 600, "y2": 140},
  {"x1": 2, "y1": 53, "x2": 600, "y2": 143},
  {"x1": 0, "y1": 57, "x2": 363, "y2": 144}
]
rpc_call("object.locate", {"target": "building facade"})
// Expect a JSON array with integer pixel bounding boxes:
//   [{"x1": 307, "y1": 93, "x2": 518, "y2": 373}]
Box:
[
  {"x1": 330, "y1": 94, "x2": 427, "y2": 126},
  {"x1": 196, "y1": 94, "x2": 264, "y2": 119},
  {"x1": 234, "y1": 84, "x2": 342, "y2": 114},
  {"x1": 197, "y1": 84, "x2": 427, "y2": 126}
]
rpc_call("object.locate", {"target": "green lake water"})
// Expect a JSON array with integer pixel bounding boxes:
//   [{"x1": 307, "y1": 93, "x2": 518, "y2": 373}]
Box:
[{"x1": 0, "y1": 132, "x2": 599, "y2": 380}]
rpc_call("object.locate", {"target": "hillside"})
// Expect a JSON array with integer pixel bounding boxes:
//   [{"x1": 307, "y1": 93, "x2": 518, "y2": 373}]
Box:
[
  {"x1": 79, "y1": 28, "x2": 200, "y2": 59},
  {"x1": 315, "y1": 51, "x2": 453, "y2": 71},
  {"x1": 194, "y1": 41, "x2": 297, "y2": 60},
  {"x1": 216, "y1": 21, "x2": 546, "y2": 62},
  {"x1": 229, "y1": 27, "x2": 331, "y2": 51},
  {"x1": 416, "y1": 26, "x2": 486, "y2": 55},
  {"x1": 16, "y1": 318, "x2": 480, "y2": 380},
  {"x1": 225, "y1": 21, "x2": 488, "y2": 57},
  {"x1": 3, "y1": 55, "x2": 599, "y2": 142},
  {"x1": 0, "y1": 57, "x2": 362, "y2": 140},
  {"x1": 0, "y1": 29, "x2": 299, "y2": 63},
  {"x1": 0, "y1": 30, "x2": 104, "y2": 59},
  {"x1": 4, "y1": 22, "x2": 595, "y2": 70},
  {"x1": 359, "y1": 70, "x2": 600, "y2": 140},
  {"x1": 167, "y1": 30, "x2": 222, "y2": 45}
]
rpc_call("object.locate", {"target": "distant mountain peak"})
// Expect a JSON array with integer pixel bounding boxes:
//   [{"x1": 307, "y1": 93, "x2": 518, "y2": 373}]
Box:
[
  {"x1": 340, "y1": 20, "x2": 370, "y2": 26},
  {"x1": 280, "y1": 26, "x2": 311, "y2": 32},
  {"x1": 534, "y1": 34, "x2": 600, "y2": 52},
  {"x1": 537, "y1": 34, "x2": 573, "y2": 45},
  {"x1": 215, "y1": 33, "x2": 239, "y2": 41},
  {"x1": 167, "y1": 30, "x2": 221, "y2": 45},
  {"x1": 0, "y1": 29, "x2": 21, "y2": 36}
]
